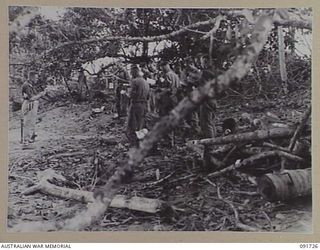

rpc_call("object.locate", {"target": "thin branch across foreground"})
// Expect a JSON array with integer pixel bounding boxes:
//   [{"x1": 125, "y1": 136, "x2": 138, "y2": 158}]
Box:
[{"x1": 10, "y1": 11, "x2": 309, "y2": 232}]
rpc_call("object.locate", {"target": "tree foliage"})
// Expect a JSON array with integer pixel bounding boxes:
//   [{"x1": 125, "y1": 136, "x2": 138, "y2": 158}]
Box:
[{"x1": 9, "y1": 7, "x2": 312, "y2": 91}]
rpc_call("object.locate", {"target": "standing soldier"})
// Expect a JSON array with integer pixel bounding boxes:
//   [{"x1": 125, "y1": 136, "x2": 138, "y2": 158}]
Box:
[
  {"x1": 126, "y1": 64, "x2": 150, "y2": 146},
  {"x1": 178, "y1": 62, "x2": 201, "y2": 138},
  {"x1": 115, "y1": 64, "x2": 130, "y2": 117},
  {"x1": 199, "y1": 90, "x2": 217, "y2": 138},
  {"x1": 194, "y1": 54, "x2": 220, "y2": 171},
  {"x1": 147, "y1": 62, "x2": 158, "y2": 113},
  {"x1": 157, "y1": 62, "x2": 181, "y2": 146},
  {"x1": 141, "y1": 62, "x2": 157, "y2": 113},
  {"x1": 78, "y1": 68, "x2": 88, "y2": 101},
  {"x1": 158, "y1": 62, "x2": 181, "y2": 116},
  {"x1": 21, "y1": 71, "x2": 46, "y2": 150},
  {"x1": 197, "y1": 55, "x2": 218, "y2": 139}
]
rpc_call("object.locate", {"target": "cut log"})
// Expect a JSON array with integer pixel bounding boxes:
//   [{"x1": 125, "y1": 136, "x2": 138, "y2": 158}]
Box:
[
  {"x1": 21, "y1": 169, "x2": 165, "y2": 214},
  {"x1": 188, "y1": 128, "x2": 303, "y2": 146},
  {"x1": 257, "y1": 168, "x2": 311, "y2": 201}
]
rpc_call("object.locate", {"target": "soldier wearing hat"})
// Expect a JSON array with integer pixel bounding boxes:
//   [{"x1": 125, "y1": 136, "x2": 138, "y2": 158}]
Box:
[
  {"x1": 177, "y1": 62, "x2": 201, "y2": 137},
  {"x1": 78, "y1": 68, "x2": 89, "y2": 101},
  {"x1": 126, "y1": 64, "x2": 150, "y2": 146},
  {"x1": 21, "y1": 70, "x2": 47, "y2": 149},
  {"x1": 196, "y1": 54, "x2": 218, "y2": 139},
  {"x1": 115, "y1": 64, "x2": 130, "y2": 117},
  {"x1": 157, "y1": 61, "x2": 181, "y2": 116}
]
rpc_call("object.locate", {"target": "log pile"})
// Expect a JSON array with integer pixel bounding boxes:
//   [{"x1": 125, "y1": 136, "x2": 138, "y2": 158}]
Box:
[{"x1": 187, "y1": 106, "x2": 311, "y2": 201}]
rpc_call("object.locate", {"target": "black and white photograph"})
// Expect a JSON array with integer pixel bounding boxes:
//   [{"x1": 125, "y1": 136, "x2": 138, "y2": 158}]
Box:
[{"x1": 7, "y1": 6, "x2": 312, "y2": 232}]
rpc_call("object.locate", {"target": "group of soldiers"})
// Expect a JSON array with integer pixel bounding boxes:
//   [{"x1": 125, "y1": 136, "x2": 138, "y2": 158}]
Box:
[
  {"x1": 113, "y1": 56, "x2": 218, "y2": 146},
  {"x1": 19, "y1": 54, "x2": 220, "y2": 149}
]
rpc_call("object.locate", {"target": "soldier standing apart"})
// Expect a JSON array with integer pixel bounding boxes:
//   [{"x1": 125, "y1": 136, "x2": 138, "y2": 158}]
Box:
[
  {"x1": 78, "y1": 68, "x2": 89, "y2": 101},
  {"x1": 21, "y1": 71, "x2": 47, "y2": 150},
  {"x1": 126, "y1": 64, "x2": 150, "y2": 146}
]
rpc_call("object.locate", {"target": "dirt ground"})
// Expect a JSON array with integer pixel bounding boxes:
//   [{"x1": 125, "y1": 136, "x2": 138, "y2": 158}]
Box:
[{"x1": 7, "y1": 88, "x2": 312, "y2": 232}]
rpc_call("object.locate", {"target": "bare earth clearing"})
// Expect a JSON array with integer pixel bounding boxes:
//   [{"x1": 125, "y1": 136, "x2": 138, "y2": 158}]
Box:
[{"x1": 7, "y1": 88, "x2": 312, "y2": 232}]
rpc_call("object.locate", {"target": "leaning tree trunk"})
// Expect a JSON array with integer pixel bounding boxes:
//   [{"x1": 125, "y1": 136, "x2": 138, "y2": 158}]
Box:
[
  {"x1": 13, "y1": 12, "x2": 309, "y2": 232},
  {"x1": 277, "y1": 25, "x2": 288, "y2": 94},
  {"x1": 11, "y1": 14, "x2": 275, "y2": 232}
]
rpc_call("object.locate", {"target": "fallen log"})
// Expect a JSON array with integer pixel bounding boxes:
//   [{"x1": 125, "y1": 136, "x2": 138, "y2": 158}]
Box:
[
  {"x1": 207, "y1": 151, "x2": 279, "y2": 178},
  {"x1": 10, "y1": 170, "x2": 170, "y2": 232},
  {"x1": 188, "y1": 128, "x2": 298, "y2": 146},
  {"x1": 262, "y1": 142, "x2": 293, "y2": 154},
  {"x1": 240, "y1": 147, "x2": 269, "y2": 155},
  {"x1": 207, "y1": 150, "x2": 304, "y2": 178},
  {"x1": 21, "y1": 169, "x2": 165, "y2": 214}
]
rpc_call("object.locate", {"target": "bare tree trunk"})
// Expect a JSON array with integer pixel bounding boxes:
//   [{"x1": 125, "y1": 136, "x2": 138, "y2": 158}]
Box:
[
  {"x1": 188, "y1": 128, "x2": 297, "y2": 146},
  {"x1": 277, "y1": 26, "x2": 288, "y2": 94},
  {"x1": 11, "y1": 14, "x2": 276, "y2": 232}
]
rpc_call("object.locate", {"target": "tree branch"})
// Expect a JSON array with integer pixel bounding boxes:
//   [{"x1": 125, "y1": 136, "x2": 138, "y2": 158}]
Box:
[
  {"x1": 45, "y1": 18, "x2": 219, "y2": 54},
  {"x1": 10, "y1": 13, "x2": 284, "y2": 232},
  {"x1": 43, "y1": 11, "x2": 311, "y2": 56},
  {"x1": 288, "y1": 105, "x2": 311, "y2": 151}
]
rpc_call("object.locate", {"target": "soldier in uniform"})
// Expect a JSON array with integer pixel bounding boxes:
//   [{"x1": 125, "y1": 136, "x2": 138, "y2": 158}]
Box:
[
  {"x1": 157, "y1": 62, "x2": 181, "y2": 116},
  {"x1": 115, "y1": 64, "x2": 130, "y2": 117},
  {"x1": 126, "y1": 64, "x2": 150, "y2": 146},
  {"x1": 78, "y1": 68, "x2": 89, "y2": 101},
  {"x1": 178, "y1": 62, "x2": 201, "y2": 137},
  {"x1": 156, "y1": 62, "x2": 181, "y2": 146},
  {"x1": 141, "y1": 62, "x2": 157, "y2": 113},
  {"x1": 198, "y1": 56, "x2": 218, "y2": 139},
  {"x1": 21, "y1": 71, "x2": 47, "y2": 150}
]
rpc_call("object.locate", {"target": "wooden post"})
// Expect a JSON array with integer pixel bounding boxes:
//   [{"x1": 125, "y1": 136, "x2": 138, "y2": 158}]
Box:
[{"x1": 277, "y1": 26, "x2": 288, "y2": 94}]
